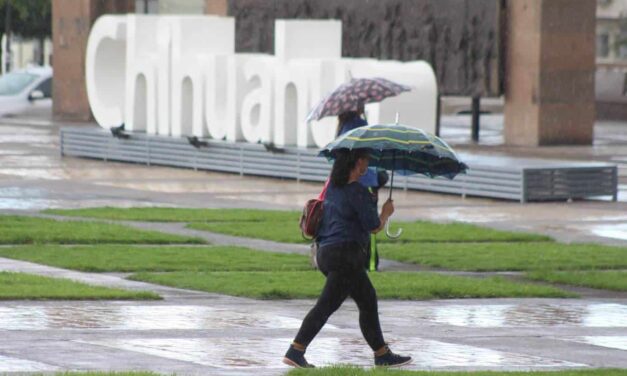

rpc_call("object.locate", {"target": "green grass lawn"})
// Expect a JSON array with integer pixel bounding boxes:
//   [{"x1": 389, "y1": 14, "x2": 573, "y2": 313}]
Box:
[
  {"x1": 0, "y1": 215, "x2": 204, "y2": 245},
  {"x1": 45, "y1": 207, "x2": 300, "y2": 223},
  {"x1": 528, "y1": 270, "x2": 627, "y2": 291},
  {"x1": 0, "y1": 272, "x2": 160, "y2": 300},
  {"x1": 287, "y1": 367, "x2": 627, "y2": 376},
  {"x1": 0, "y1": 245, "x2": 311, "y2": 272},
  {"x1": 379, "y1": 221, "x2": 550, "y2": 243},
  {"x1": 187, "y1": 220, "x2": 307, "y2": 243},
  {"x1": 52, "y1": 373, "x2": 162, "y2": 376},
  {"x1": 187, "y1": 220, "x2": 549, "y2": 244},
  {"x1": 45, "y1": 207, "x2": 550, "y2": 244},
  {"x1": 379, "y1": 242, "x2": 627, "y2": 271},
  {"x1": 129, "y1": 271, "x2": 574, "y2": 300}
]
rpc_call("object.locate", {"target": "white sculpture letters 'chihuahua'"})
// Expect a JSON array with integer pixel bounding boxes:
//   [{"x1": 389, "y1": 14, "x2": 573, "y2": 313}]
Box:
[{"x1": 86, "y1": 15, "x2": 437, "y2": 148}]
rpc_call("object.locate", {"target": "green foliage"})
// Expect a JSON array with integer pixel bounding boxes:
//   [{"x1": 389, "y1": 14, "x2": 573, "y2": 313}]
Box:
[
  {"x1": 0, "y1": 272, "x2": 159, "y2": 300},
  {"x1": 0, "y1": 0, "x2": 51, "y2": 39}
]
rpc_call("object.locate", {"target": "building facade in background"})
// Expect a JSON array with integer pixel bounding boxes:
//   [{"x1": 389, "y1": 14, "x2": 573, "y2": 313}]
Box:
[
  {"x1": 597, "y1": 0, "x2": 627, "y2": 63},
  {"x1": 596, "y1": 0, "x2": 627, "y2": 119},
  {"x1": 52, "y1": 0, "x2": 596, "y2": 146}
]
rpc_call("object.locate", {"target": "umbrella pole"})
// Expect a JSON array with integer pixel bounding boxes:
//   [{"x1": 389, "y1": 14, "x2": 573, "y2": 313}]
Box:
[
  {"x1": 388, "y1": 169, "x2": 394, "y2": 200},
  {"x1": 388, "y1": 150, "x2": 396, "y2": 200},
  {"x1": 385, "y1": 150, "x2": 402, "y2": 239},
  {"x1": 385, "y1": 166, "x2": 402, "y2": 239}
]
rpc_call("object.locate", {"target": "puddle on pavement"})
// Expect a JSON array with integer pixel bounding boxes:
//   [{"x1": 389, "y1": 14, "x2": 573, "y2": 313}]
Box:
[
  {"x1": 0, "y1": 149, "x2": 29, "y2": 155},
  {"x1": 216, "y1": 193, "x2": 320, "y2": 207},
  {"x1": 0, "y1": 168, "x2": 66, "y2": 180},
  {"x1": 80, "y1": 336, "x2": 583, "y2": 369},
  {"x1": 0, "y1": 198, "x2": 61, "y2": 209},
  {"x1": 388, "y1": 303, "x2": 627, "y2": 328},
  {"x1": 0, "y1": 187, "x2": 58, "y2": 209},
  {"x1": 589, "y1": 223, "x2": 627, "y2": 241},
  {"x1": 1, "y1": 303, "x2": 624, "y2": 331},
  {"x1": 0, "y1": 305, "x2": 305, "y2": 330},
  {"x1": 578, "y1": 336, "x2": 627, "y2": 351},
  {"x1": 0, "y1": 155, "x2": 60, "y2": 168},
  {"x1": 0, "y1": 187, "x2": 48, "y2": 197},
  {"x1": 0, "y1": 187, "x2": 62, "y2": 209},
  {"x1": 94, "y1": 178, "x2": 316, "y2": 194},
  {"x1": 0, "y1": 354, "x2": 59, "y2": 372},
  {"x1": 0, "y1": 134, "x2": 56, "y2": 144},
  {"x1": 435, "y1": 208, "x2": 511, "y2": 223}
]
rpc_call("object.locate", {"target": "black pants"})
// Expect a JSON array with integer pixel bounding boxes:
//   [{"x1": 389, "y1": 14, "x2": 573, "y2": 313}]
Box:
[{"x1": 294, "y1": 241, "x2": 386, "y2": 351}]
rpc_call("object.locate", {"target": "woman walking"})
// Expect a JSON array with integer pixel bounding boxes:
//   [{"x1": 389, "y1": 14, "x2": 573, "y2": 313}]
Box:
[
  {"x1": 336, "y1": 107, "x2": 387, "y2": 271},
  {"x1": 283, "y1": 148, "x2": 412, "y2": 368}
]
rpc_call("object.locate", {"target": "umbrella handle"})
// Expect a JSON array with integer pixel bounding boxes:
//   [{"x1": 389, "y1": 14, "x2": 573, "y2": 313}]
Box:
[{"x1": 385, "y1": 218, "x2": 403, "y2": 239}]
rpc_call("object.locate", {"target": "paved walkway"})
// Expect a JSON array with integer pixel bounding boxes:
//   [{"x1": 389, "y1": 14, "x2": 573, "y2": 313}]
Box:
[
  {"x1": 0, "y1": 254, "x2": 626, "y2": 374},
  {"x1": 0, "y1": 116, "x2": 626, "y2": 374}
]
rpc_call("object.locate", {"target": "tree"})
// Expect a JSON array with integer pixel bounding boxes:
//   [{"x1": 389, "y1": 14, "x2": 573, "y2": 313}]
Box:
[{"x1": 0, "y1": 0, "x2": 52, "y2": 67}]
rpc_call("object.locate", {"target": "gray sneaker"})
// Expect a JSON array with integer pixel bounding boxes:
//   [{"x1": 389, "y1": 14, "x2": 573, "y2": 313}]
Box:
[
  {"x1": 374, "y1": 346, "x2": 412, "y2": 367},
  {"x1": 283, "y1": 345, "x2": 315, "y2": 368}
]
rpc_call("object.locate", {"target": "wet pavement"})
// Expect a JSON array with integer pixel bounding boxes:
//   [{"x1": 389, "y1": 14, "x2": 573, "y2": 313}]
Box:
[
  {"x1": 0, "y1": 115, "x2": 626, "y2": 374},
  {"x1": 1, "y1": 116, "x2": 627, "y2": 245},
  {"x1": 0, "y1": 295, "x2": 626, "y2": 373}
]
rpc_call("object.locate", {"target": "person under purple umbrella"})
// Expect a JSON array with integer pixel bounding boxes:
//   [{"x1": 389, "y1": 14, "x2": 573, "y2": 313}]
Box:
[{"x1": 335, "y1": 104, "x2": 388, "y2": 271}]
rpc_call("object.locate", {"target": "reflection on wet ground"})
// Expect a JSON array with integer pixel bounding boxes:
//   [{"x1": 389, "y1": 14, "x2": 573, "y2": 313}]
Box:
[
  {"x1": 0, "y1": 134, "x2": 56, "y2": 144},
  {"x1": 0, "y1": 155, "x2": 61, "y2": 167},
  {"x1": 0, "y1": 197, "x2": 61, "y2": 209},
  {"x1": 0, "y1": 354, "x2": 59, "y2": 372},
  {"x1": 94, "y1": 180, "x2": 318, "y2": 194},
  {"x1": 81, "y1": 336, "x2": 583, "y2": 370},
  {"x1": 0, "y1": 297, "x2": 623, "y2": 372},
  {"x1": 0, "y1": 187, "x2": 61, "y2": 209},
  {"x1": 0, "y1": 305, "x2": 305, "y2": 330},
  {"x1": 0, "y1": 303, "x2": 626, "y2": 332},
  {"x1": 0, "y1": 168, "x2": 67, "y2": 180},
  {"x1": 388, "y1": 303, "x2": 627, "y2": 327},
  {"x1": 590, "y1": 223, "x2": 627, "y2": 241},
  {"x1": 578, "y1": 336, "x2": 627, "y2": 351}
]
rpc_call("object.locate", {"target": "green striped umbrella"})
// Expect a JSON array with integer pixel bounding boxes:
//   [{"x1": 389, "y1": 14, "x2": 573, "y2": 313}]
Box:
[
  {"x1": 319, "y1": 123, "x2": 468, "y2": 184},
  {"x1": 319, "y1": 123, "x2": 468, "y2": 238}
]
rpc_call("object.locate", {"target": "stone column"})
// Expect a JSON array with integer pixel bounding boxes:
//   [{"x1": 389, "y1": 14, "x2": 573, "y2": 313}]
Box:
[
  {"x1": 52, "y1": 0, "x2": 134, "y2": 121},
  {"x1": 204, "y1": 0, "x2": 228, "y2": 15},
  {"x1": 504, "y1": 0, "x2": 595, "y2": 146}
]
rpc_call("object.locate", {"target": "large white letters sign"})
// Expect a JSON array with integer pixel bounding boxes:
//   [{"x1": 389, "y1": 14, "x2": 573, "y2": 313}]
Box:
[{"x1": 86, "y1": 15, "x2": 437, "y2": 148}]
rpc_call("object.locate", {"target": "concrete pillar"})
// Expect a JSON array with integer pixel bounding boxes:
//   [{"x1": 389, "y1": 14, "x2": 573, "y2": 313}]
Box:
[
  {"x1": 52, "y1": 0, "x2": 134, "y2": 121},
  {"x1": 204, "y1": 0, "x2": 228, "y2": 16},
  {"x1": 504, "y1": 0, "x2": 596, "y2": 146}
]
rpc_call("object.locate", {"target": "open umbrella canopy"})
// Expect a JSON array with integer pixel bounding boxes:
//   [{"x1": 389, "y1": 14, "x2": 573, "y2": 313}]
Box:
[
  {"x1": 306, "y1": 78, "x2": 411, "y2": 122},
  {"x1": 319, "y1": 123, "x2": 468, "y2": 180}
]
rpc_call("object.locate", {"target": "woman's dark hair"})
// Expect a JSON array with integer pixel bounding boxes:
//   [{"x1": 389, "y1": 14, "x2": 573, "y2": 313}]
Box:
[
  {"x1": 336, "y1": 111, "x2": 360, "y2": 136},
  {"x1": 330, "y1": 148, "x2": 370, "y2": 187}
]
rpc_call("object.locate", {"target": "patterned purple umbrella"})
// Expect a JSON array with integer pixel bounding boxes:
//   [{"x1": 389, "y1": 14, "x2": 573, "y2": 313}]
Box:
[{"x1": 306, "y1": 77, "x2": 412, "y2": 122}]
